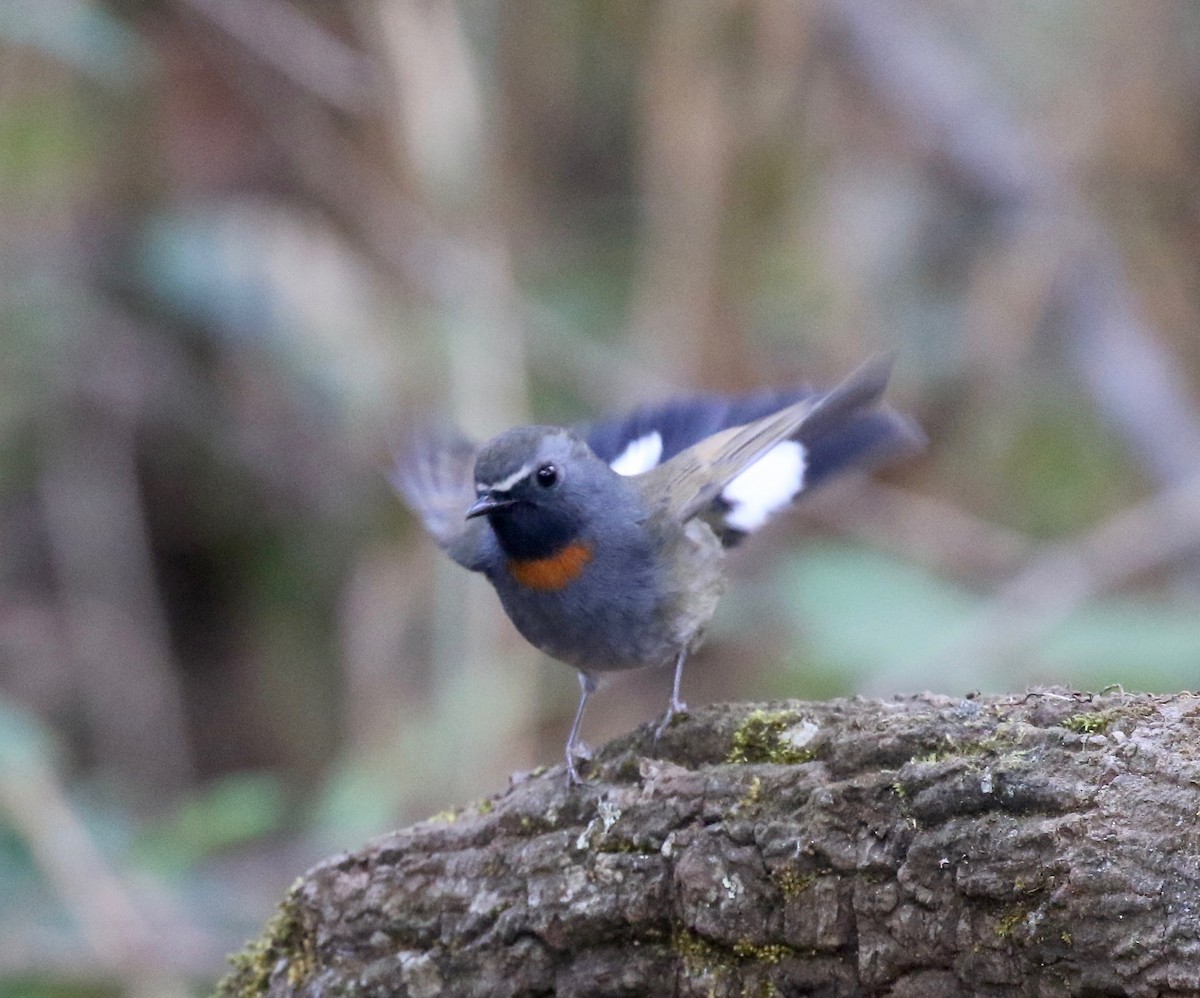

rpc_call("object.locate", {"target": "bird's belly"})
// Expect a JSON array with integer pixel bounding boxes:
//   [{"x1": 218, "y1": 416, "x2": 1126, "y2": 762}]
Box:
[{"x1": 495, "y1": 569, "x2": 674, "y2": 672}]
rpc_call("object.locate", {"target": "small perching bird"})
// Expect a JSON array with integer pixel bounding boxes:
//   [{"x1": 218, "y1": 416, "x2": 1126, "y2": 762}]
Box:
[{"x1": 393, "y1": 358, "x2": 922, "y2": 784}]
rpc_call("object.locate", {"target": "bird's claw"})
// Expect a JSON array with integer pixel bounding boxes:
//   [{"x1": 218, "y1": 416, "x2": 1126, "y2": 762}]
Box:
[
  {"x1": 654, "y1": 699, "x2": 688, "y2": 741},
  {"x1": 565, "y1": 740, "x2": 594, "y2": 786}
]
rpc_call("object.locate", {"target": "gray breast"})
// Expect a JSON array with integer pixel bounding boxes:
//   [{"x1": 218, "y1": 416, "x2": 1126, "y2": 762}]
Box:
[{"x1": 488, "y1": 513, "x2": 726, "y2": 674}]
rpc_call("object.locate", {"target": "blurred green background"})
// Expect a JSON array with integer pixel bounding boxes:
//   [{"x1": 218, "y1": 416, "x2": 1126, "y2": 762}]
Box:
[{"x1": 4, "y1": 0, "x2": 1200, "y2": 993}]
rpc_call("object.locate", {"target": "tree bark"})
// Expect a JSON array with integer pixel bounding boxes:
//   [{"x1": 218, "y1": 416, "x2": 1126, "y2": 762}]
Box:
[{"x1": 218, "y1": 689, "x2": 1200, "y2": 997}]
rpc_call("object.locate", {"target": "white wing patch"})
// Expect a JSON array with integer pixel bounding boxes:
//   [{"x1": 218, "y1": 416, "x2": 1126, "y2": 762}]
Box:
[
  {"x1": 609, "y1": 431, "x2": 663, "y2": 476},
  {"x1": 721, "y1": 441, "x2": 807, "y2": 532}
]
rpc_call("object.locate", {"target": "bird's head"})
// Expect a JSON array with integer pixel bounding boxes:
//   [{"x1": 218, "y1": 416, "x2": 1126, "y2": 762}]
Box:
[{"x1": 468, "y1": 428, "x2": 613, "y2": 561}]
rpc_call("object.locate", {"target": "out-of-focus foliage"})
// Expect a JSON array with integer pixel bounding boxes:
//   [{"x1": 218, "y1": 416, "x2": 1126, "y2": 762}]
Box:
[
  {"x1": 765, "y1": 544, "x2": 1200, "y2": 692},
  {"x1": 3, "y1": 0, "x2": 1200, "y2": 992}
]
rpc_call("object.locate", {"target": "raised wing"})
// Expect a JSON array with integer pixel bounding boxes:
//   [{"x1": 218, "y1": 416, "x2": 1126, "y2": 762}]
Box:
[
  {"x1": 634, "y1": 357, "x2": 921, "y2": 539},
  {"x1": 390, "y1": 428, "x2": 490, "y2": 571},
  {"x1": 583, "y1": 387, "x2": 817, "y2": 475}
]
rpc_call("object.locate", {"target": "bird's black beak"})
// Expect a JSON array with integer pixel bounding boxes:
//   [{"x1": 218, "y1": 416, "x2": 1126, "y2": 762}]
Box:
[{"x1": 466, "y1": 493, "x2": 516, "y2": 519}]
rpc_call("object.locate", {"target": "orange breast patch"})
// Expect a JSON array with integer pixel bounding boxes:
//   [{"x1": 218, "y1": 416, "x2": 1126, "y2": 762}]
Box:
[{"x1": 507, "y1": 541, "x2": 594, "y2": 591}]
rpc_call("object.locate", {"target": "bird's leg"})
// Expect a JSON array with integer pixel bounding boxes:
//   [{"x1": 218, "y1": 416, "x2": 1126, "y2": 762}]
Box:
[
  {"x1": 565, "y1": 671, "x2": 597, "y2": 785},
  {"x1": 654, "y1": 649, "x2": 689, "y2": 740}
]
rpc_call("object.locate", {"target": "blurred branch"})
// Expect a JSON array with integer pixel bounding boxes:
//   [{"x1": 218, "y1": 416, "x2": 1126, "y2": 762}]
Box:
[
  {"x1": 177, "y1": 5, "x2": 672, "y2": 415},
  {"x1": 818, "y1": 0, "x2": 1200, "y2": 488},
  {"x1": 819, "y1": 0, "x2": 1033, "y2": 206},
  {"x1": 365, "y1": 0, "x2": 545, "y2": 807},
  {"x1": 1057, "y1": 246, "x2": 1200, "y2": 486},
  {"x1": 801, "y1": 479, "x2": 1033, "y2": 582},
  {"x1": 921, "y1": 473, "x2": 1200, "y2": 682},
  {"x1": 39, "y1": 324, "x2": 194, "y2": 798},
  {"x1": 0, "y1": 757, "x2": 194, "y2": 997},
  {"x1": 630, "y1": 0, "x2": 736, "y2": 385},
  {"x1": 176, "y1": 0, "x2": 377, "y2": 114}
]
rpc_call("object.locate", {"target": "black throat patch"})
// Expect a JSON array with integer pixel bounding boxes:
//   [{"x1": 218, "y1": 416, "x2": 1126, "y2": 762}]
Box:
[{"x1": 487, "y1": 502, "x2": 582, "y2": 561}]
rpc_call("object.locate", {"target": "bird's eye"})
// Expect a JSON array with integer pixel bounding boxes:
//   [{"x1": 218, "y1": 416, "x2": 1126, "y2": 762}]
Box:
[{"x1": 535, "y1": 463, "x2": 559, "y2": 488}]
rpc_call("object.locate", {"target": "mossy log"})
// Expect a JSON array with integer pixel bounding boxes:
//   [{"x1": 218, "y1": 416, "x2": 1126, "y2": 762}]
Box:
[{"x1": 219, "y1": 689, "x2": 1200, "y2": 997}]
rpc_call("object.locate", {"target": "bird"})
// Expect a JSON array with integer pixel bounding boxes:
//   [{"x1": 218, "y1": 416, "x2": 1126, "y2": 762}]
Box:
[{"x1": 392, "y1": 357, "x2": 922, "y2": 784}]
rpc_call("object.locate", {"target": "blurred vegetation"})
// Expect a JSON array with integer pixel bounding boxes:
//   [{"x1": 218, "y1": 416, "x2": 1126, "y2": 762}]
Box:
[{"x1": 3, "y1": 0, "x2": 1200, "y2": 993}]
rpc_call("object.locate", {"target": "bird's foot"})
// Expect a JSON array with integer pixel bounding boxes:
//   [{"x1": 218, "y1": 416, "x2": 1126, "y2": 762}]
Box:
[
  {"x1": 654, "y1": 698, "x2": 688, "y2": 741},
  {"x1": 565, "y1": 741, "x2": 593, "y2": 786}
]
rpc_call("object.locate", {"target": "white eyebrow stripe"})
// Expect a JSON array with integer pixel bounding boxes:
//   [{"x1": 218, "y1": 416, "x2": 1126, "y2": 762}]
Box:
[
  {"x1": 478, "y1": 461, "x2": 535, "y2": 494},
  {"x1": 609, "y1": 431, "x2": 663, "y2": 476}
]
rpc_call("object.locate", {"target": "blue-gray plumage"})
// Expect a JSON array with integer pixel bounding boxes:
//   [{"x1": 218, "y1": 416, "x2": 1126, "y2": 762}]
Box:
[{"x1": 392, "y1": 357, "x2": 922, "y2": 783}]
